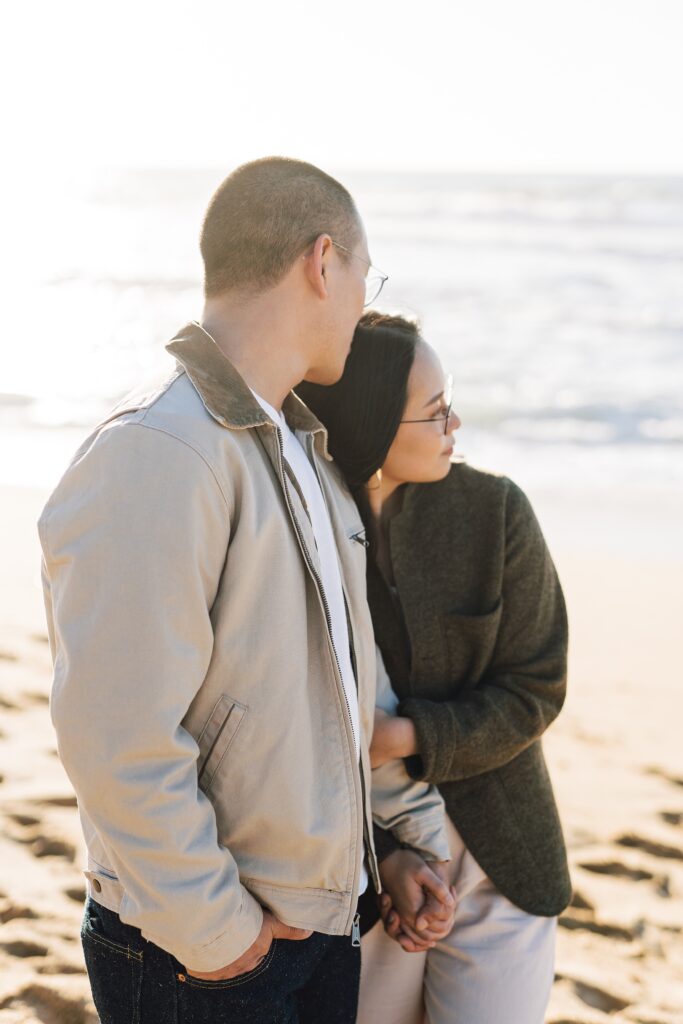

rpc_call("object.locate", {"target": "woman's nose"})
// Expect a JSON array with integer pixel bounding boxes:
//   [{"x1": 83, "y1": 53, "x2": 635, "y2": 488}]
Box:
[{"x1": 448, "y1": 409, "x2": 461, "y2": 432}]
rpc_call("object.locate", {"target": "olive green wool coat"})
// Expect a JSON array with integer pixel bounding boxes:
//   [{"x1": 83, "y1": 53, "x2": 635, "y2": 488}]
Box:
[{"x1": 371, "y1": 461, "x2": 573, "y2": 917}]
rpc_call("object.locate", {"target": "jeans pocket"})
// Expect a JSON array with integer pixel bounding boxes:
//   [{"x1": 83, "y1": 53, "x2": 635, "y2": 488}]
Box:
[
  {"x1": 174, "y1": 937, "x2": 279, "y2": 990},
  {"x1": 172, "y1": 939, "x2": 298, "y2": 1024},
  {"x1": 81, "y1": 899, "x2": 144, "y2": 1024}
]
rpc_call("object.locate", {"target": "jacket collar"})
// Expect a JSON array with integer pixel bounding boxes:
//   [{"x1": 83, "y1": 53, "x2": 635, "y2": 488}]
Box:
[{"x1": 166, "y1": 321, "x2": 332, "y2": 458}]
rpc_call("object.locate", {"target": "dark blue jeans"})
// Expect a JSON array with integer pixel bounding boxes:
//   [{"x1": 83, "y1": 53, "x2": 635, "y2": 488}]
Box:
[{"x1": 81, "y1": 895, "x2": 366, "y2": 1024}]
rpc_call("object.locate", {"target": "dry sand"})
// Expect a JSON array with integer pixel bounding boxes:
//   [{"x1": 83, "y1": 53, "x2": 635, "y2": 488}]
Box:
[{"x1": 1, "y1": 484, "x2": 682, "y2": 1023}]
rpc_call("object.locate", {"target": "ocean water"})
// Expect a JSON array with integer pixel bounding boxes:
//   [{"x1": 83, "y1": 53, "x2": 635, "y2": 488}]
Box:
[{"x1": 2, "y1": 169, "x2": 682, "y2": 553}]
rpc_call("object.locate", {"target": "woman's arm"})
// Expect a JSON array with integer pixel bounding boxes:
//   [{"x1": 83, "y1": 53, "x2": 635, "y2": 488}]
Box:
[
  {"x1": 397, "y1": 480, "x2": 568, "y2": 785},
  {"x1": 370, "y1": 647, "x2": 451, "y2": 861}
]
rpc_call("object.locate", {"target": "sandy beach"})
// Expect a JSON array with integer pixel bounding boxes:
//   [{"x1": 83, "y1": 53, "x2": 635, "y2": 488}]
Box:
[{"x1": 1, "y1": 483, "x2": 682, "y2": 1023}]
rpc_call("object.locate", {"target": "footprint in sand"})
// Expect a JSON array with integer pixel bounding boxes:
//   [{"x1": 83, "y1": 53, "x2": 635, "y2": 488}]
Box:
[
  {"x1": 655, "y1": 874, "x2": 672, "y2": 898},
  {"x1": 558, "y1": 913, "x2": 635, "y2": 942},
  {"x1": 0, "y1": 982, "x2": 93, "y2": 1024},
  {"x1": 5, "y1": 818, "x2": 77, "y2": 862},
  {"x1": 64, "y1": 886, "x2": 86, "y2": 903},
  {"x1": 31, "y1": 794, "x2": 78, "y2": 809},
  {"x1": 568, "y1": 889, "x2": 595, "y2": 911},
  {"x1": 7, "y1": 812, "x2": 41, "y2": 827},
  {"x1": 647, "y1": 766, "x2": 683, "y2": 788},
  {"x1": 0, "y1": 938, "x2": 50, "y2": 958},
  {"x1": 578, "y1": 859, "x2": 654, "y2": 881},
  {"x1": 660, "y1": 810, "x2": 683, "y2": 826},
  {"x1": 35, "y1": 961, "x2": 86, "y2": 975},
  {"x1": 24, "y1": 690, "x2": 50, "y2": 705},
  {"x1": 31, "y1": 835, "x2": 77, "y2": 861},
  {"x1": 616, "y1": 833, "x2": 683, "y2": 861},
  {"x1": 571, "y1": 979, "x2": 631, "y2": 1014},
  {"x1": 553, "y1": 973, "x2": 633, "y2": 1015},
  {"x1": 0, "y1": 899, "x2": 39, "y2": 924}
]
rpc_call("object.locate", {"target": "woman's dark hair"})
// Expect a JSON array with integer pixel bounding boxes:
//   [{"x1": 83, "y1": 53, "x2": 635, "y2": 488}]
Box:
[{"x1": 295, "y1": 311, "x2": 421, "y2": 546}]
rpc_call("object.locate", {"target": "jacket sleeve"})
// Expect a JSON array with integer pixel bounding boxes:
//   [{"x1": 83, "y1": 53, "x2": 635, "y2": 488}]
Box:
[
  {"x1": 38, "y1": 421, "x2": 264, "y2": 972},
  {"x1": 398, "y1": 480, "x2": 568, "y2": 785},
  {"x1": 370, "y1": 647, "x2": 451, "y2": 862}
]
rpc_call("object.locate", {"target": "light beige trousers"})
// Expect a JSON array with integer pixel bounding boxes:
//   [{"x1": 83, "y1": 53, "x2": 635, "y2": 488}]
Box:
[{"x1": 358, "y1": 816, "x2": 557, "y2": 1024}]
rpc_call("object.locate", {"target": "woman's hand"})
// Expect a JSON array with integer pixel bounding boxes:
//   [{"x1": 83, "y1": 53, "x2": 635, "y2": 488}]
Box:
[
  {"x1": 378, "y1": 849, "x2": 456, "y2": 951},
  {"x1": 370, "y1": 710, "x2": 419, "y2": 768}
]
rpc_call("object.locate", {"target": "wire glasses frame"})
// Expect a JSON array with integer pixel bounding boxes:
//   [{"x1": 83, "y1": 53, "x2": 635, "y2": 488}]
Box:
[
  {"x1": 331, "y1": 240, "x2": 389, "y2": 306},
  {"x1": 400, "y1": 374, "x2": 454, "y2": 435}
]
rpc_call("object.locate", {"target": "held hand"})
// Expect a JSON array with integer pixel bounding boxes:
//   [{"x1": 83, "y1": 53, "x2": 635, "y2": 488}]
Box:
[
  {"x1": 370, "y1": 712, "x2": 418, "y2": 768},
  {"x1": 378, "y1": 849, "x2": 455, "y2": 946},
  {"x1": 380, "y1": 883, "x2": 458, "y2": 952},
  {"x1": 379, "y1": 893, "x2": 434, "y2": 953},
  {"x1": 413, "y1": 859, "x2": 457, "y2": 939},
  {"x1": 185, "y1": 911, "x2": 312, "y2": 981},
  {"x1": 378, "y1": 847, "x2": 454, "y2": 937}
]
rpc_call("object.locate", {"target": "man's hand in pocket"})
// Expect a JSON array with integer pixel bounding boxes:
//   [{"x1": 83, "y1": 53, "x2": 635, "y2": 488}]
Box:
[{"x1": 186, "y1": 912, "x2": 312, "y2": 981}]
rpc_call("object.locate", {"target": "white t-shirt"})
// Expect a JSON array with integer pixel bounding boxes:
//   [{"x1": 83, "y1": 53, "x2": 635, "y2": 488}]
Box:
[{"x1": 251, "y1": 389, "x2": 368, "y2": 895}]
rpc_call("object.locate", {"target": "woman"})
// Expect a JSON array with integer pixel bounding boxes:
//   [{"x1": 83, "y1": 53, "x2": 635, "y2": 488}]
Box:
[{"x1": 296, "y1": 311, "x2": 572, "y2": 1024}]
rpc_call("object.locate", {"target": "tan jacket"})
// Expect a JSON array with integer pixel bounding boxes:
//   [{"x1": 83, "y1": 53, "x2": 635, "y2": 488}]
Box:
[{"x1": 38, "y1": 322, "x2": 449, "y2": 971}]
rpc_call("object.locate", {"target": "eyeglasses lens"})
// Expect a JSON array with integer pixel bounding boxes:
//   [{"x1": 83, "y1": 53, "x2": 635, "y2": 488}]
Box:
[
  {"x1": 364, "y1": 273, "x2": 385, "y2": 307},
  {"x1": 443, "y1": 375, "x2": 454, "y2": 434}
]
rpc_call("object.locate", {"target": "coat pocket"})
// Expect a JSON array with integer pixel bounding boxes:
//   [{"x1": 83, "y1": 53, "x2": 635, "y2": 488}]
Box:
[
  {"x1": 197, "y1": 694, "x2": 248, "y2": 792},
  {"x1": 439, "y1": 599, "x2": 503, "y2": 692}
]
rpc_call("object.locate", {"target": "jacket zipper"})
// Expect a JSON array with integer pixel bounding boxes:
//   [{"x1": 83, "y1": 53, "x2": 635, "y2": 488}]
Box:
[
  {"x1": 271, "y1": 424, "x2": 364, "y2": 934},
  {"x1": 305, "y1": 436, "x2": 382, "y2": 898}
]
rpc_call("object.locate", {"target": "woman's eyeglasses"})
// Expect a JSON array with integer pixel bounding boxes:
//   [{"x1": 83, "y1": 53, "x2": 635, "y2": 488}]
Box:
[
  {"x1": 331, "y1": 240, "x2": 389, "y2": 306},
  {"x1": 400, "y1": 374, "x2": 454, "y2": 435}
]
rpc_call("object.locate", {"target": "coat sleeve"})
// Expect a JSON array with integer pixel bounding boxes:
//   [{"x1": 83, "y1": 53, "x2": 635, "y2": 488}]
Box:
[
  {"x1": 398, "y1": 480, "x2": 568, "y2": 785},
  {"x1": 370, "y1": 647, "x2": 451, "y2": 862},
  {"x1": 38, "y1": 421, "x2": 264, "y2": 972}
]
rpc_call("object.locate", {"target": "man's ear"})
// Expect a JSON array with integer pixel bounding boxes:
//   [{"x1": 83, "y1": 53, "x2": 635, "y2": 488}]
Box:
[{"x1": 303, "y1": 233, "x2": 333, "y2": 300}]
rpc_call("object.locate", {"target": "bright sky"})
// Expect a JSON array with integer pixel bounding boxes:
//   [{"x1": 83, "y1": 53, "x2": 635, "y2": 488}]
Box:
[{"x1": 4, "y1": 0, "x2": 683, "y2": 175}]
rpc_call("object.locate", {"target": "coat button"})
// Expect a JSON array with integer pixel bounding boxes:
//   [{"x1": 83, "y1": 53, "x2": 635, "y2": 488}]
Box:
[{"x1": 92, "y1": 878, "x2": 102, "y2": 893}]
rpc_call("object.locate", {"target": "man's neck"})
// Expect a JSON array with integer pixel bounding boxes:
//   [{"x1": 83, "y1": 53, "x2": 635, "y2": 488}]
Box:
[{"x1": 201, "y1": 298, "x2": 310, "y2": 412}]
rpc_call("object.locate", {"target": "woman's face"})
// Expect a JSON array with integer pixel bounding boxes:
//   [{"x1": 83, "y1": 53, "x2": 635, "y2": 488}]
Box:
[{"x1": 381, "y1": 340, "x2": 461, "y2": 485}]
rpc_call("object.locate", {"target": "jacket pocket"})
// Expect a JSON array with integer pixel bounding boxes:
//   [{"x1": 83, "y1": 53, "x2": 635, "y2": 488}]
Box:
[
  {"x1": 197, "y1": 694, "x2": 248, "y2": 792},
  {"x1": 439, "y1": 599, "x2": 503, "y2": 691}
]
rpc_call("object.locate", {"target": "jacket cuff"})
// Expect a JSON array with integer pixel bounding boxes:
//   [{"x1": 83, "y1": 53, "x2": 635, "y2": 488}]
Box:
[
  {"x1": 142, "y1": 885, "x2": 264, "y2": 974},
  {"x1": 372, "y1": 823, "x2": 403, "y2": 863},
  {"x1": 391, "y1": 812, "x2": 452, "y2": 863},
  {"x1": 398, "y1": 698, "x2": 451, "y2": 784}
]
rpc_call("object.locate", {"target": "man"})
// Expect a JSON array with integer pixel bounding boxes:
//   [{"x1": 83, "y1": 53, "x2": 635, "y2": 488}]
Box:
[{"x1": 38, "y1": 157, "x2": 455, "y2": 1023}]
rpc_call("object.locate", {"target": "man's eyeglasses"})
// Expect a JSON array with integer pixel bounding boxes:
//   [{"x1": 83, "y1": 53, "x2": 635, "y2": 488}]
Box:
[
  {"x1": 331, "y1": 240, "x2": 389, "y2": 306},
  {"x1": 400, "y1": 374, "x2": 454, "y2": 435}
]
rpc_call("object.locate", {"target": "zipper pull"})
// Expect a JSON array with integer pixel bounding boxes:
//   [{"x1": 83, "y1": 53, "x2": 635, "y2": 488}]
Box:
[{"x1": 351, "y1": 912, "x2": 361, "y2": 947}]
